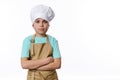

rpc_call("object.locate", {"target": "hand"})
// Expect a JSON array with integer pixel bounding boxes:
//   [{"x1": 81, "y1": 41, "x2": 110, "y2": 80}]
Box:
[{"x1": 47, "y1": 57, "x2": 54, "y2": 63}]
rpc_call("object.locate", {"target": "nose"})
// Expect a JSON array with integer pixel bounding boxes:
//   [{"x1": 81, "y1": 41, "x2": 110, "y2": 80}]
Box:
[{"x1": 39, "y1": 22, "x2": 43, "y2": 27}]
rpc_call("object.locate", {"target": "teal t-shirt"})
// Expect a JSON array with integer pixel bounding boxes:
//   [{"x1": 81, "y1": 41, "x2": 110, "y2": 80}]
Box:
[{"x1": 21, "y1": 35, "x2": 61, "y2": 58}]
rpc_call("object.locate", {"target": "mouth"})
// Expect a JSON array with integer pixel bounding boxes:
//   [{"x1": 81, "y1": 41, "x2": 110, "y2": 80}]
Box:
[{"x1": 38, "y1": 28, "x2": 44, "y2": 31}]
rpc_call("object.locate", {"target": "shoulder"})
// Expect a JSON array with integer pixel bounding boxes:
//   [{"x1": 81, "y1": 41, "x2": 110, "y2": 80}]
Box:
[
  {"x1": 47, "y1": 34, "x2": 59, "y2": 47},
  {"x1": 23, "y1": 35, "x2": 32, "y2": 41},
  {"x1": 22, "y1": 35, "x2": 33, "y2": 44},
  {"x1": 47, "y1": 34, "x2": 58, "y2": 43}
]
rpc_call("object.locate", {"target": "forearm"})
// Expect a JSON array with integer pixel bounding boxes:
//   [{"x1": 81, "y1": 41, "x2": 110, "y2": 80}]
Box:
[
  {"x1": 21, "y1": 59, "x2": 48, "y2": 69},
  {"x1": 37, "y1": 63, "x2": 59, "y2": 71},
  {"x1": 37, "y1": 58, "x2": 61, "y2": 71},
  {"x1": 21, "y1": 57, "x2": 53, "y2": 69}
]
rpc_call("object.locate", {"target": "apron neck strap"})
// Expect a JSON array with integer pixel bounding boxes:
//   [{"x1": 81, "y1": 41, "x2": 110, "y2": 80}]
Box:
[{"x1": 31, "y1": 34, "x2": 36, "y2": 43}]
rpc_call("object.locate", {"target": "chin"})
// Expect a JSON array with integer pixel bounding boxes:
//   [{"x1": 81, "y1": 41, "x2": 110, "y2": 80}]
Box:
[{"x1": 39, "y1": 33, "x2": 46, "y2": 35}]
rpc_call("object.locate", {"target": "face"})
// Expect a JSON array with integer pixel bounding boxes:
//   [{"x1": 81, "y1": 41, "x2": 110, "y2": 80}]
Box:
[{"x1": 33, "y1": 18, "x2": 49, "y2": 36}]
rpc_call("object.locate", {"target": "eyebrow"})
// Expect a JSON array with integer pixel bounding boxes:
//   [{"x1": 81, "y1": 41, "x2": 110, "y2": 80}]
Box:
[
  {"x1": 35, "y1": 19, "x2": 47, "y2": 21},
  {"x1": 35, "y1": 19, "x2": 48, "y2": 23}
]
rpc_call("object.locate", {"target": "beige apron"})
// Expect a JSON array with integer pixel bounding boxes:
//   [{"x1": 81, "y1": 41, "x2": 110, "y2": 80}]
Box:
[{"x1": 27, "y1": 34, "x2": 58, "y2": 80}]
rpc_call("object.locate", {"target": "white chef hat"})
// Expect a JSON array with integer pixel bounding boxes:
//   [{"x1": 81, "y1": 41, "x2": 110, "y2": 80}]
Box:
[{"x1": 30, "y1": 4, "x2": 55, "y2": 23}]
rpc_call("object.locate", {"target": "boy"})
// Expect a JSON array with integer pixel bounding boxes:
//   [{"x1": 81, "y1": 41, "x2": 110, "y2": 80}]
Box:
[{"x1": 21, "y1": 4, "x2": 61, "y2": 80}]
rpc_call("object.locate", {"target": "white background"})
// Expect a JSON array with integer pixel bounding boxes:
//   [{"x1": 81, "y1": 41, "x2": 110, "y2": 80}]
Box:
[{"x1": 0, "y1": 0, "x2": 120, "y2": 80}]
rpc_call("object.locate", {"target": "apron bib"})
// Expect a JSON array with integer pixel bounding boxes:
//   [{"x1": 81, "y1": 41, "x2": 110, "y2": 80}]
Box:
[{"x1": 27, "y1": 34, "x2": 58, "y2": 80}]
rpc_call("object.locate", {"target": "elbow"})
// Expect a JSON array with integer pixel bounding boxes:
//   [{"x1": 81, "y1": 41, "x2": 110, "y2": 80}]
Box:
[
  {"x1": 21, "y1": 61, "x2": 29, "y2": 69},
  {"x1": 21, "y1": 58, "x2": 29, "y2": 69},
  {"x1": 57, "y1": 65, "x2": 61, "y2": 69},
  {"x1": 21, "y1": 64, "x2": 28, "y2": 69},
  {"x1": 54, "y1": 58, "x2": 61, "y2": 69},
  {"x1": 56, "y1": 64, "x2": 61, "y2": 69}
]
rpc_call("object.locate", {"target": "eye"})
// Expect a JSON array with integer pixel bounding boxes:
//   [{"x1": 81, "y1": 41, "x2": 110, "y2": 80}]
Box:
[
  {"x1": 43, "y1": 20, "x2": 48, "y2": 23},
  {"x1": 35, "y1": 20, "x2": 40, "y2": 23}
]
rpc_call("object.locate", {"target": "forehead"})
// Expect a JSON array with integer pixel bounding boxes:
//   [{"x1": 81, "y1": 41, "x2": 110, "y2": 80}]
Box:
[{"x1": 35, "y1": 18, "x2": 47, "y2": 21}]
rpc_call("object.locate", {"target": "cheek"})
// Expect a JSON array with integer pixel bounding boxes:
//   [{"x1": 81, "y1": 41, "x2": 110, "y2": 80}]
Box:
[
  {"x1": 44, "y1": 24, "x2": 49, "y2": 28},
  {"x1": 47, "y1": 26, "x2": 49, "y2": 30},
  {"x1": 45, "y1": 26, "x2": 49, "y2": 30},
  {"x1": 33, "y1": 26, "x2": 37, "y2": 31},
  {"x1": 33, "y1": 24, "x2": 38, "y2": 28}
]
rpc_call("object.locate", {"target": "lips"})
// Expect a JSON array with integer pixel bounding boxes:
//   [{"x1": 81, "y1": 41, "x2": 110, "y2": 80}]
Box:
[{"x1": 38, "y1": 28, "x2": 44, "y2": 31}]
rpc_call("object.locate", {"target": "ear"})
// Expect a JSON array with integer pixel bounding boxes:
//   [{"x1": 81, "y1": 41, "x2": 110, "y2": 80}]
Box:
[
  {"x1": 32, "y1": 24, "x2": 35, "y2": 28},
  {"x1": 32, "y1": 24, "x2": 34, "y2": 27},
  {"x1": 48, "y1": 23, "x2": 50, "y2": 27}
]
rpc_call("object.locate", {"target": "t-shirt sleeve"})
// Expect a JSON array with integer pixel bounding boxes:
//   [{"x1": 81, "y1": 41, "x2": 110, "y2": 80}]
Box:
[
  {"x1": 21, "y1": 36, "x2": 31, "y2": 58},
  {"x1": 52, "y1": 38, "x2": 61, "y2": 58}
]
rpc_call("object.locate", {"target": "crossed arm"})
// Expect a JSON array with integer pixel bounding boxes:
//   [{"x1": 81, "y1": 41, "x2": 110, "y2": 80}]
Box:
[{"x1": 21, "y1": 57, "x2": 61, "y2": 70}]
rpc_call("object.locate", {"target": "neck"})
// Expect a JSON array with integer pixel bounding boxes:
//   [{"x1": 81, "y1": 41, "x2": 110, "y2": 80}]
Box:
[{"x1": 35, "y1": 33, "x2": 46, "y2": 37}]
